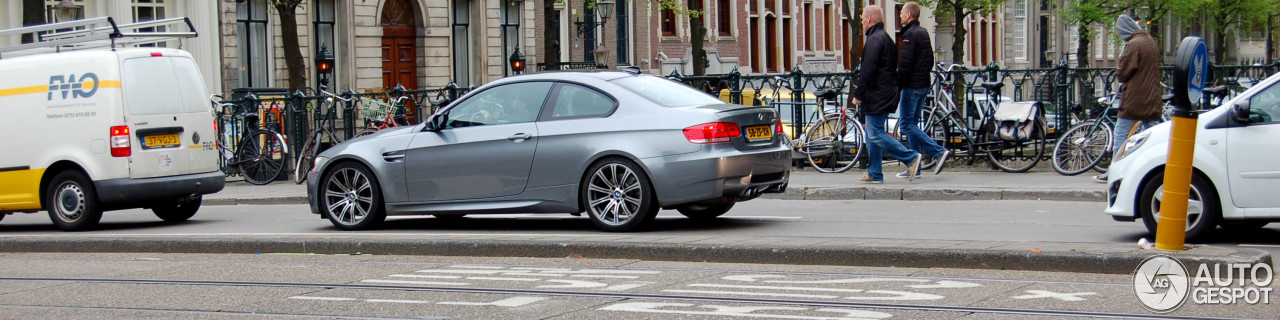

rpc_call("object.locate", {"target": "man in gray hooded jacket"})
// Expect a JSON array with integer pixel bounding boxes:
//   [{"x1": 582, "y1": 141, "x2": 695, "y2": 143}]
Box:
[{"x1": 1096, "y1": 14, "x2": 1161, "y2": 183}]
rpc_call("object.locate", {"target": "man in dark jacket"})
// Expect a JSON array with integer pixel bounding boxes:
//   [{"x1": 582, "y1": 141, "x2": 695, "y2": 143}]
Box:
[
  {"x1": 894, "y1": 2, "x2": 949, "y2": 179},
  {"x1": 1095, "y1": 14, "x2": 1160, "y2": 183},
  {"x1": 853, "y1": 6, "x2": 921, "y2": 183}
]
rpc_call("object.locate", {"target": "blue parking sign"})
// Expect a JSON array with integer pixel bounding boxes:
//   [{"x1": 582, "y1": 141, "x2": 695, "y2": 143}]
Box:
[{"x1": 1174, "y1": 37, "x2": 1210, "y2": 112}]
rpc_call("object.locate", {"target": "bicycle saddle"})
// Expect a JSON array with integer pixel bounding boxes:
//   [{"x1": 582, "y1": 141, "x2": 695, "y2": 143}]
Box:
[
  {"x1": 814, "y1": 88, "x2": 840, "y2": 101},
  {"x1": 1202, "y1": 86, "x2": 1228, "y2": 95},
  {"x1": 980, "y1": 82, "x2": 1004, "y2": 91}
]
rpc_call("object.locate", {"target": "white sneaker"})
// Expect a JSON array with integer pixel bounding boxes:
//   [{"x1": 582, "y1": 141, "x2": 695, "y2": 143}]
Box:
[
  {"x1": 1092, "y1": 173, "x2": 1108, "y2": 183},
  {"x1": 895, "y1": 171, "x2": 924, "y2": 179}
]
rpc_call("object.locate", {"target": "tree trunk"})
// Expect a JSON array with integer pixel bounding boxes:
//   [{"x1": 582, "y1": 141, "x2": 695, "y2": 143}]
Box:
[
  {"x1": 1077, "y1": 24, "x2": 1091, "y2": 68},
  {"x1": 275, "y1": 3, "x2": 306, "y2": 91},
  {"x1": 544, "y1": 0, "x2": 559, "y2": 70},
  {"x1": 950, "y1": 2, "x2": 966, "y2": 65},
  {"x1": 21, "y1": 0, "x2": 45, "y2": 44},
  {"x1": 843, "y1": 0, "x2": 862, "y2": 67},
  {"x1": 1215, "y1": 31, "x2": 1229, "y2": 63},
  {"x1": 690, "y1": 0, "x2": 706, "y2": 76}
]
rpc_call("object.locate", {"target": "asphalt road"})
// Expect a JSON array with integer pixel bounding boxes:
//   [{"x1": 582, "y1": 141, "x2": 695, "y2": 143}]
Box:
[
  {"x1": 0, "y1": 253, "x2": 1273, "y2": 319},
  {"x1": 2, "y1": 199, "x2": 1278, "y2": 256}
]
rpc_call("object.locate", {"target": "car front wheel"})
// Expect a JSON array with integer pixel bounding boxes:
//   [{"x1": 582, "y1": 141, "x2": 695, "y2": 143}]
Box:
[
  {"x1": 677, "y1": 203, "x2": 734, "y2": 220},
  {"x1": 582, "y1": 159, "x2": 658, "y2": 232},
  {"x1": 1139, "y1": 171, "x2": 1220, "y2": 242},
  {"x1": 321, "y1": 162, "x2": 386, "y2": 230}
]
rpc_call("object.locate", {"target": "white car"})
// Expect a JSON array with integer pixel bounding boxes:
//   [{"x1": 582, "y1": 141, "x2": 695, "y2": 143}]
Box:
[{"x1": 1105, "y1": 71, "x2": 1280, "y2": 241}]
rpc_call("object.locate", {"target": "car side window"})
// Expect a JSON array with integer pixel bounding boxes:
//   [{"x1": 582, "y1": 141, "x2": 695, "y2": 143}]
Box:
[
  {"x1": 446, "y1": 82, "x2": 552, "y2": 128},
  {"x1": 1249, "y1": 83, "x2": 1279, "y2": 123},
  {"x1": 550, "y1": 84, "x2": 616, "y2": 119}
]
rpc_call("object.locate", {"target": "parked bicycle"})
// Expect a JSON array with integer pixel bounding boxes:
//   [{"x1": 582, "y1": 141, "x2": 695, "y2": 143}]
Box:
[
  {"x1": 294, "y1": 89, "x2": 356, "y2": 184},
  {"x1": 921, "y1": 63, "x2": 1047, "y2": 173},
  {"x1": 767, "y1": 77, "x2": 867, "y2": 173},
  {"x1": 354, "y1": 95, "x2": 412, "y2": 138},
  {"x1": 210, "y1": 94, "x2": 289, "y2": 185}
]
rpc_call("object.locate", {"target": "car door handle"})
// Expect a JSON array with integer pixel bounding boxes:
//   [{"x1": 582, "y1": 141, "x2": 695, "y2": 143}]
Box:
[
  {"x1": 382, "y1": 151, "x2": 405, "y2": 162},
  {"x1": 507, "y1": 133, "x2": 534, "y2": 141}
]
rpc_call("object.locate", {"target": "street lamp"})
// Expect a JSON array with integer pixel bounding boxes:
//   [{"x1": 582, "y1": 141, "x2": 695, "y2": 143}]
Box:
[
  {"x1": 54, "y1": 0, "x2": 79, "y2": 22},
  {"x1": 509, "y1": 47, "x2": 527, "y2": 74},
  {"x1": 315, "y1": 44, "x2": 335, "y2": 90},
  {"x1": 593, "y1": 45, "x2": 609, "y2": 68}
]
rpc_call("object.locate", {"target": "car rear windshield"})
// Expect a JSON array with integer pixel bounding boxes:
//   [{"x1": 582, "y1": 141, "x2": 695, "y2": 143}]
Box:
[{"x1": 612, "y1": 76, "x2": 725, "y2": 107}]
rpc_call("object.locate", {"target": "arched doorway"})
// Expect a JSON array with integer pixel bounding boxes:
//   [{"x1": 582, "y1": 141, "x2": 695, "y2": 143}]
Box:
[{"x1": 381, "y1": 0, "x2": 419, "y2": 121}]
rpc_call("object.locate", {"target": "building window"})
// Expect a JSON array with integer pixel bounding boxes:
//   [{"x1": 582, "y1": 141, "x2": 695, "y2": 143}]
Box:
[
  {"x1": 803, "y1": 3, "x2": 812, "y2": 50},
  {"x1": 501, "y1": 0, "x2": 521, "y2": 75},
  {"x1": 823, "y1": 4, "x2": 832, "y2": 51},
  {"x1": 237, "y1": 0, "x2": 270, "y2": 88},
  {"x1": 132, "y1": 0, "x2": 173, "y2": 47},
  {"x1": 616, "y1": 0, "x2": 630, "y2": 65},
  {"x1": 783, "y1": 17, "x2": 792, "y2": 70},
  {"x1": 583, "y1": 0, "x2": 597, "y2": 61},
  {"x1": 781, "y1": 0, "x2": 790, "y2": 15},
  {"x1": 453, "y1": 0, "x2": 472, "y2": 86},
  {"x1": 314, "y1": 0, "x2": 337, "y2": 89},
  {"x1": 766, "y1": 16, "x2": 777, "y2": 72},
  {"x1": 1013, "y1": 0, "x2": 1026, "y2": 61},
  {"x1": 718, "y1": 0, "x2": 732, "y2": 37},
  {"x1": 661, "y1": 8, "x2": 677, "y2": 37},
  {"x1": 749, "y1": 19, "x2": 759, "y2": 71}
]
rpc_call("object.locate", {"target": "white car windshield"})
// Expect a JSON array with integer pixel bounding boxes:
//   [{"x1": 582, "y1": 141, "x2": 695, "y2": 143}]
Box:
[{"x1": 612, "y1": 76, "x2": 725, "y2": 107}]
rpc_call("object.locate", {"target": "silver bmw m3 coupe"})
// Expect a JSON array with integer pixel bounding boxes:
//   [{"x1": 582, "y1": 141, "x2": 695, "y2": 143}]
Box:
[{"x1": 306, "y1": 70, "x2": 791, "y2": 232}]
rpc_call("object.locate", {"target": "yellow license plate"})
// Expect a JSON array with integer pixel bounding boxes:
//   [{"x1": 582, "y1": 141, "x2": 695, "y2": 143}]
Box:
[
  {"x1": 745, "y1": 125, "x2": 772, "y2": 141},
  {"x1": 143, "y1": 133, "x2": 180, "y2": 149}
]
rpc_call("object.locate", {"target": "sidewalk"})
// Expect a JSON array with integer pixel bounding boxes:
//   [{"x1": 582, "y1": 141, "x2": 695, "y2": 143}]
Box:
[{"x1": 207, "y1": 168, "x2": 1108, "y2": 206}]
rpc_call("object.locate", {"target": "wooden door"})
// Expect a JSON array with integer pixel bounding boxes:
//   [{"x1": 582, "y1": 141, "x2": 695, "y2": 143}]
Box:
[{"x1": 382, "y1": 26, "x2": 419, "y2": 122}]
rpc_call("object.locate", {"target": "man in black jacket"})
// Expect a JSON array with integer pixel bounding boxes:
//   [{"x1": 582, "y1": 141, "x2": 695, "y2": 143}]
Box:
[
  {"x1": 853, "y1": 5, "x2": 921, "y2": 183},
  {"x1": 895, "y1": 2, "x2": 949, "y2": 178}
]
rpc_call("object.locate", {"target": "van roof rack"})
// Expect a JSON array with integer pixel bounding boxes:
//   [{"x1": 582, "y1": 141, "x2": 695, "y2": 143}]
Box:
[{"x1": 0, "y1": 17, "x2": 197, "y2": 58}]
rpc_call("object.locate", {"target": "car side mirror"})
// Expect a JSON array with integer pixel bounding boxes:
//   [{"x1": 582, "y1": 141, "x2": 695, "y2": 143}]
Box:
[
  {"x1": 1230, "y1": 100, "x2": 1252, "y2": 124},
  {"x1": 426, "y1": 113, "x2": 448, "y2": 132}
]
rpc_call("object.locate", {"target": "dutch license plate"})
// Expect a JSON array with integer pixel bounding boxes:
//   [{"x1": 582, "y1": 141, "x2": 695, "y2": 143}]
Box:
[
  {"x1": 745, "y1": 125, "x2": 772, "y2": 141},
  {"x1": 143, "y1": 133, "x2": 180, "y2": 149}
]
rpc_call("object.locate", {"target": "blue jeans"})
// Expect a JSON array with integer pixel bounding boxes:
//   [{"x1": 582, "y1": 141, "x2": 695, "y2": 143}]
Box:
[
  {"x1": 1112, "y1": 118, "x2": 1159, "y2": 153},
  {"x1": 898, "y1": 88, "x2": 948, "y2": 170},
  {"x1": 865, "y1": 112, "x2": 920, "y2": 181}
]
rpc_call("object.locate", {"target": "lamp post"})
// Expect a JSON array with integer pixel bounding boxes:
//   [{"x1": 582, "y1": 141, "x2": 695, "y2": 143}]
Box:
[
  {"x1": 575, "y1": 0, "x2": 615, "y2": 67},
  {"x1": 509, "y1": 47, "x2": 527, "y2": 74},
  {"x1": 54, "y1": 0, "x2": 78, "y2": 22},
  {"x1": 315, "y1": 44, "x2": 335, "y2": 90}
]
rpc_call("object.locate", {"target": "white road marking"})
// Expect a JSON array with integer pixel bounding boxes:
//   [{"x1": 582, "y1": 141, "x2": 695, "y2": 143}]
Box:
[
  {"x1": 688, "y1": 283, "x2": 867, "y2": 293},
  {"x1": 909, "y1": 280, "x2": 982, "y2": 289},
  {"x1": 466, "y1": 277, "x2": 540, "y2": 282},
  {"x1": 389, "y1": 274, "x2": 462, "y2": 279},
  {"x1": 538, "y1": 279, "x2": 608, "y2": 288},
  {"x1": 603, "y1": 282, "x2": 653, "y2": 291},
  {"x1": 437, "y1": 296, "x2": 546, "y2": 307},
  {"x1": 663, "y1": 289, "x2": 839, "y2": 299},
  {"x1": 600, "y1": 302, "x2": 892, "y2": 320},
  {"x1": 723, "y1": 275, "x2": 979, "y2": 289},
  {"x1": 450, "y1": 265, "x2": 506, "y2": 269},
  {"x1": 1012, "y1": 290, "x2": 1096, "y2": 302},
  {"x1": 360, "y1": 279, "x2": 469, "y2": 286},
  {"x1": 843, "y1": 290, "x2": 945, "y2": 301},
  {"x1": 289, "y1": 296, "x2": 356, "y2": 301},
  {"x1": 414, "y1": 269, "x2": 505, "y2": 274},
  {"x1": 571, "y1": 275, "x2": 639, "y2": 279},
  {"x1": 366, "y1": 299, "x2": 431, "y2": 304},
  {"x1": 723, "y1": 275, "x2": 786, "y2": 282}
]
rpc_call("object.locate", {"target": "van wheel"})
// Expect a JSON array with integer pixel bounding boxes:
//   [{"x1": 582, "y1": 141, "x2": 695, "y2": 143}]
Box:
[
  {"x1": 46, "y1": 171, "x2": 103, "y2": 231},
  {"x1": 677, "y1": 203, "x2": 735, "y2": 220},
  {"x1": 152, "y1": 196, "x2": 202, "y2": 222},
  {"x1": 582, "y1": 159, "x2": 659, "y2": 232},
  {"x1": 1139, "y1": 172, "x2": 1220, "y2": 243}
]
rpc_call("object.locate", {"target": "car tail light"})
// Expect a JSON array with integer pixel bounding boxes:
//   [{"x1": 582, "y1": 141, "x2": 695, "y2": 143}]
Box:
[
  {"x1": 110, "y1": 125, "x2": 130, "y2": 157},
  {"x1": 775, "y1": 118, "x2": 784, "y2": 134},
  {"x1": 151, "y1": 52, "x2": 163, "y2": 57},
  {"x1": 683, "y1": 122, "x2": 741, "y2": 144}
]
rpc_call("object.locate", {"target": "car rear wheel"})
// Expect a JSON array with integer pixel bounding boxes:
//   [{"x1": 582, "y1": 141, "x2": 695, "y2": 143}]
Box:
[
  {"x1": 321, "y1": 162, "x2": 386, "y2": 230},
  {"x1": 46, "y1": 171, "x2": 102, "y2": 231},
  {"x1": 1139, "y1": 171, "x2": 1220, "y2": 242},
  {"x1": 582, "y1": 159, "x2": 658, "y2": 232},
  {"x1": 677, "y1": 203, "x2": 734, "y2": 220},
  {"x1": 152, "y1": 196, "x2": 202, "y2": 222}
]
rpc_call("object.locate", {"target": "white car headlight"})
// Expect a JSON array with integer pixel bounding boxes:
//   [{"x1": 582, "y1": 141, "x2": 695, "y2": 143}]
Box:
[{"x1": 1114, "y1": 130, "x2": 1151, "y2": 162}]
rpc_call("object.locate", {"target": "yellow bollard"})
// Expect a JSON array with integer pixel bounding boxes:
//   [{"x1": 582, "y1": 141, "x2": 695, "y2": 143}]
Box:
[
  {"x1": 1155, "y1": 116, "x2": 1197, "y2": 251},
  {"x1": 1157, "y1": 36, "x2": 1210, "y2": 251}
]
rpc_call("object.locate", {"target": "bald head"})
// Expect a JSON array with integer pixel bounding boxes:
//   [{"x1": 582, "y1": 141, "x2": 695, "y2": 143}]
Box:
[{"x1": 861, "y1": 6, "x2": 884, "y2": 32}]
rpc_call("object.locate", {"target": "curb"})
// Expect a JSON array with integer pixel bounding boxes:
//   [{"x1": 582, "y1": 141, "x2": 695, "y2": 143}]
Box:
[
  {"x1": 205, "y1": 188, "x2": 1104, "y2": 206},
  {"x1": 0, "y1": 237, "x2": 1265, "y2": 274}
]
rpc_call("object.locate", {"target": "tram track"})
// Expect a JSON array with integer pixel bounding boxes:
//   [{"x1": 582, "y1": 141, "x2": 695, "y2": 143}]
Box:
[{"x1": 0, "y1": 277, "x2": 1244, "y2": 320}]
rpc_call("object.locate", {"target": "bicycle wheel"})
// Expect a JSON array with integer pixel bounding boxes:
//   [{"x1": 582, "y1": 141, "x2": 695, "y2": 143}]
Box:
[
  {"x1": 1051, "y1": 120, "x2": 1112, "y2": 176},
  {"x1": 237, "y1": 130, "x2": 286, "y2": 185},
  {"x1": 987, "y1": 121, "x2": 1046, "y2": 173},
  {"x1": 803, "y1": 117, "x2": 861, "y2": 173},
  {"x1": 294, "y1": 131, "x2": 320, "y2": 184}
]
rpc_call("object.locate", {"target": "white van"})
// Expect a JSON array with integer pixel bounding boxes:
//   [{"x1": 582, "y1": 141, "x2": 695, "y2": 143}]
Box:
[{"x1": 0, "y1": 18, "x2": 223, "y2": 230}]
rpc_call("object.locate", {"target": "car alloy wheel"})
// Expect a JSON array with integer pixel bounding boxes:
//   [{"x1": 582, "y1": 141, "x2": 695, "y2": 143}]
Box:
[
  {"x1": 583, "y1": 159, "x2": 657, "y2": 232},
  {"x1": 322, "y1": 163, "x2": 385, "y2": 230}
]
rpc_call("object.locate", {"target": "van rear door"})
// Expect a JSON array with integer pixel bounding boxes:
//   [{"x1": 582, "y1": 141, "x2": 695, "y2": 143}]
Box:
[{"x1": 121, "y1": 54, "x2": 206, "y2": 178}]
